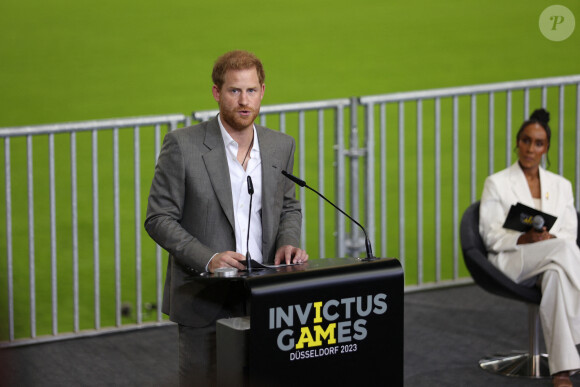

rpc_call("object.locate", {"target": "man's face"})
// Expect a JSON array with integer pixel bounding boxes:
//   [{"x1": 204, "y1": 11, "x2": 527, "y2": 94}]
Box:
[{"x1": 212, "y1": 67, "x2": 265, "y2": 133}]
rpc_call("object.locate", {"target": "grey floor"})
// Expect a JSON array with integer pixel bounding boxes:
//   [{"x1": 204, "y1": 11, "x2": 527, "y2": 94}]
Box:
[{"x1": 1, "y1": 284, "x2": 578, "y2": 386}]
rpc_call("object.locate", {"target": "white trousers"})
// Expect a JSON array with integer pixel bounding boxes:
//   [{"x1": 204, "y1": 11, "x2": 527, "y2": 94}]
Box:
[{"x1": 493, "y1": 238, "x2": 580, "y2": 374}]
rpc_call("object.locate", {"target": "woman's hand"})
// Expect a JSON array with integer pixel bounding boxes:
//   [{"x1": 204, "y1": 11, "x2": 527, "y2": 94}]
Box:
[{"x1": 517, "y1": 227, "x2": 555, "y2": 244}]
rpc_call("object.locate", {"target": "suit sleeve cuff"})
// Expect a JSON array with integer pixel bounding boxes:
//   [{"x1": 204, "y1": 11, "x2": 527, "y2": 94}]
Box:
[{"x1": 205, "y1": 253, "x2": 219, "y2": 272}]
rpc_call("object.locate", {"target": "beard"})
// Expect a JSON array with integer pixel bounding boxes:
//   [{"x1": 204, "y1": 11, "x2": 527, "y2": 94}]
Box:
[{"x1": 219, "y1": 105, "x2": 260, "y2": 132}]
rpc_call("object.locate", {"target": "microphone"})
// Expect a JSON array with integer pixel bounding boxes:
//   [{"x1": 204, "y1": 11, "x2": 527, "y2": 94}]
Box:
[
  {"x1": 281, "y1": 170, "x2": 375, "y2": 261},
  {"x1": 247, "y1": 175, "x2": 254, "y2": 195},
  {"x1": 246, "y1": 176, "x2": 254, "y2": 272},
  {"x1": 282, "y1": 171, "x2": 306, "y2": 187},
  {"x1": 532, "y1": 215, "x2": 545, "y2": 231}
]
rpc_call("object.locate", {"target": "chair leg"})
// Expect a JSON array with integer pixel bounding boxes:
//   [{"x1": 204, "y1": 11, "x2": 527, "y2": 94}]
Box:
[
  {"x1": 479, "y1": 304, "x2": 550, "y2": 378},
  {"x1": 528, "y1": 304, "x2": 544, "y2": 377}
]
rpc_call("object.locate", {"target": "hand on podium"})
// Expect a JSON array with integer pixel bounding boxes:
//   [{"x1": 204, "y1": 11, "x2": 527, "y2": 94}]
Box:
[
  {"x1": 208, "y1": 251, "x2": 247, "y2": 273},
  {"x1": 274, "y1": 245, "x2": 308, "y2": 265}
]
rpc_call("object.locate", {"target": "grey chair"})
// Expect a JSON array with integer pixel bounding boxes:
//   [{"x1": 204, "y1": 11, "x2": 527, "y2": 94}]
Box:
[{"x1": 460, "y1": 201, "x2": 548, "y2": 378}]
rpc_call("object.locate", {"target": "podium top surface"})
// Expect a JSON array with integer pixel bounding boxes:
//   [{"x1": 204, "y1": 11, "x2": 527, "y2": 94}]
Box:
[{"x1": 197, "y1": 257, "x2": 401, "y2": 284}]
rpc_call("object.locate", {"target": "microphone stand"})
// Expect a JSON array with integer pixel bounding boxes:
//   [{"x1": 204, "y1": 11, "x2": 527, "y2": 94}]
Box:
[
  {"x1": 281, "y1": 170, "x2": 375, "y2": 261},
  {"x1": 246, "y1": 176, "x2": 254, "y2": 273}
]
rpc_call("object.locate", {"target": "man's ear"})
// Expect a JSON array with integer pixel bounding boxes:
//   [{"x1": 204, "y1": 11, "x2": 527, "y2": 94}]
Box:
[{"x1": 212, "y1": 85, "x2": 220, "y2": 103}]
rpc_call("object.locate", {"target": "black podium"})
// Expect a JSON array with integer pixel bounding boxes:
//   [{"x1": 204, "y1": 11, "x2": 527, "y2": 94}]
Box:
[{"x1": 215, "y1": 257, "x2": 403, "y2": 387}]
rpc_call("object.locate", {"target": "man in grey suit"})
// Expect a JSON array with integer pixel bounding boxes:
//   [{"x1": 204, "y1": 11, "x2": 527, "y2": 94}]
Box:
[{"x1": 145, "y1": 50, "x2": 308, "y2": 386}]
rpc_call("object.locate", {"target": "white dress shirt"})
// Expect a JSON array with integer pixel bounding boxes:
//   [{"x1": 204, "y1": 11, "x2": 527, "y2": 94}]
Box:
[{"x1": 218, "y1": 116, "x2": 263, "y2": 263}]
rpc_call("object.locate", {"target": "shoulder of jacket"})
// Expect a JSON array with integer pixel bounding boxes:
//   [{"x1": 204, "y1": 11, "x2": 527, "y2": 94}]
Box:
[
  {"x1": 540, "y1": 168, "x2": 573, "y2": 191},
  {"x1": 486, "y1": 165, "x2": 512, "y2": 182},
  {"x1": 165, "y1": 121, "x2": 209, "y2": 143},
  {"x1": 174, "y1": 121, "x2": 207, "y2": 134},
  {"x1": 542, "y1": 167, "x2": 565, "y2": 181},
  {"x1": 257, "y1": 125, "x2": 294, "y2": 143}
]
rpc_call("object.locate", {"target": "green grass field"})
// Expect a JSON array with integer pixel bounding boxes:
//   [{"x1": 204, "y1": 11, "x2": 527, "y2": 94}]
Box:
[{"x1": 1, "y1": 0, "x2": 579, "y2": 340}]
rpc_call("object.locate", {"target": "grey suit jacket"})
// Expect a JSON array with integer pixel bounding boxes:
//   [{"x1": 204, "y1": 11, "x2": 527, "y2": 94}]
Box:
[{"x1": 144, "y1": 117, "x2": 302, "y2": 327}]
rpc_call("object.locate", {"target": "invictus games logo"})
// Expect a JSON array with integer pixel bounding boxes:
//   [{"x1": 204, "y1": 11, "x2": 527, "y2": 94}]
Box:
[
  {"x1": 539, "y1": 5, "x2": 575, "y2": 41},
  {"x1": 268, "y1": 293, "x2": 388, "y2": 361}
]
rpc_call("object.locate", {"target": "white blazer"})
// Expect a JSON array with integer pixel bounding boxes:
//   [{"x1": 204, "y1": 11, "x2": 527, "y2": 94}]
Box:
[{"x1": 479, "y1": 162, "x2": 577, "y2": 260}]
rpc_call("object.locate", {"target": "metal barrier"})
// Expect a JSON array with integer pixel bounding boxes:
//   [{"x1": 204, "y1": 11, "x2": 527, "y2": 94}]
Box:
[
  {"x1": 1, "y1": 75, "x2": 579, "y2": 347},
  {"x1": 359, "y1": 75, "x2": 580, "y2": 287},
  {"x1": 0, "y1": 114, "x2": 190, "y2": 346}
]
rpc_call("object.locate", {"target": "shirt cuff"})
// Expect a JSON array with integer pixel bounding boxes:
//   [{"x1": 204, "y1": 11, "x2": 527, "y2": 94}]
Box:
[{"x1": 205, "y1": 253, "x2": 219, "y2": 272}]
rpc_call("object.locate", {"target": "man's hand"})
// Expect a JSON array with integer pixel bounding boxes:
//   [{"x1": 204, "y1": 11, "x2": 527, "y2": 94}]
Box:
[
  {"x1": 274, "y1": 245, "x2": 309, "y2": 265},
  {"x1": 517, "y1": 227, "x2": 555, "y2": 245},
  {"x1": 208, "y1": 251, "x2": 247, "y2": 273}
]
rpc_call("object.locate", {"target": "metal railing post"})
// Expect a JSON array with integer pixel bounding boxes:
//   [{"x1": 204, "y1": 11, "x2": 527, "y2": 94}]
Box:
[
  {"x1": 364, "y1": 101, "x2": 375, "y2": 259},
  {"x1": 335, "y1": 105, "x2": 346, "y2": 257},
  {"x1": 4, "y1": 138, "x2": 14, "y2": 342},
  {"x1": 347, "y1": 97, "x2": 362, "y2": 257}
]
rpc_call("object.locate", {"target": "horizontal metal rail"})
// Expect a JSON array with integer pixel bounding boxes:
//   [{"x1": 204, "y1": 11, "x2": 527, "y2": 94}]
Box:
[
  {"x1": 0, "y1": 321, "x2": 174, "y2": 349},
  {"x1": 192, "y1": 98, "x2": 351, "y2": 122},
  {"x1": 360, "y1": 75, "x2": 580, "y2": 104},
  {"x1": 0, "y1": 114, "x2": 188, "y2": 137}
]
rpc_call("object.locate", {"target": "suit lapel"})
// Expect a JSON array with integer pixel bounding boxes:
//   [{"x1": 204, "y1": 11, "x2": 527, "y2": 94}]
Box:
[
  {"x1": 258, "y1": 126, "x2": 280, "y2": 199},
  {"x1": 201, "y1": 118, "x2": 235, "y2": 230},
  {"x1": 508, "y1": 162, "x2": 535, "y2": 207},
  {"x1": 257, "y1": 126, "x2": 283, "y2": 261},
  {"x1": 539, "y1": 167, "x2": 556, "y2": 215}
]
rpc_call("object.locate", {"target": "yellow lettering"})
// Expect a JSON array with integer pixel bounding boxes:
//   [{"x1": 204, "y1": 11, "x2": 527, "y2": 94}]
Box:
[
  {"x1": 313, "y1": 301, "x2": 323, "y2": 323},
  {"x1": 314, "y1": 323, "x2": 336, "y2": 345},
  {"x1": 295, "y1": 327, "x2": 314, "y2": 349},
  {"x1": 295, "y1": 324, "x2": 337, "y2": 349}
]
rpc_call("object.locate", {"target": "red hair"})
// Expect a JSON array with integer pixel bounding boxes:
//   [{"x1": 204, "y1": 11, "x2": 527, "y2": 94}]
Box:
[{"x1": 212, "y1": 50, "x2": 265, "y2": 89}]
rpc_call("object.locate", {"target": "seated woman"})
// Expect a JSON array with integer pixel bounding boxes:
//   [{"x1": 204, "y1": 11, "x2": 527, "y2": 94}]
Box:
[{"x1": 479, "y1": 108, "x2": 580, "y2": 387}]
